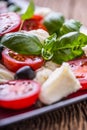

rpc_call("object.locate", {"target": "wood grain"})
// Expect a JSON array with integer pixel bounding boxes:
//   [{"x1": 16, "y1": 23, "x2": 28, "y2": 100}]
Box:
[
  {"x1": 34, "y1": 0, "x2": 71, "y2": 18},
  {"x1": 34, "y1": 0, "x2": 87, "y2": 26},
  {"x1": 72, "y1": 0, "x2": 87, "y2": 26}
]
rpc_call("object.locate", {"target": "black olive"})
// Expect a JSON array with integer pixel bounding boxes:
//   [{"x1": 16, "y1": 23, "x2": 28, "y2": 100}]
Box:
[
  {"x1": 0, "y1": 45, "x2": 4, "y2": 60},
  {"x1": 14, "y1": 66, "x2": 36, "y2": 80}
]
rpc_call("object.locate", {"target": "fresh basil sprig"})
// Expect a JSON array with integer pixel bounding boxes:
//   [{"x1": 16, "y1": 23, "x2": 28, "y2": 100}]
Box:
[
  {"x1": 21, "y1": 0, "x2": 35, "y2": 20},
  {"x1": 41, "y1": 33, "x2": 57, "y2": 60},
  {"x1": 1, "y1": 31, "x2": 87, "y2": 64},
  {"x1": 1, "y1": 32, "x2": 42, "y2": 55},
  {"x1": 43, "y1": 12, "x2": 65, "y2": 35},
  {"x1": 60, "y1": 19, "x2": 82, "y2": 35},
  {"x1": 52, "y1": 32, "x2": 87, "y2": 64}
]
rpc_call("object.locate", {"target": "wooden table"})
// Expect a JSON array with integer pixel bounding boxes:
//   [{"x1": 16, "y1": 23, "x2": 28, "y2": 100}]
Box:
[{"x1": 1, "y1": 0, "x2": 87, "y2": 130}]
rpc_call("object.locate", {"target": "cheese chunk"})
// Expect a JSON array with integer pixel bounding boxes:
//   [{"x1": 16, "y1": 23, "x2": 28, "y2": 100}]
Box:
[
  {"x1": 35, "y1": 7, "x2": 52, "y2": 17},
  {"x1": 39, "y1": 63, "x2": 81, "y2": 104},
  {"x1": 28, "y1": 29, "x2": 49, "y2": 44},
  {"x1": 82, "y1": 45, "x2": 87, "y2": 57},
  {"x1": 34, "y1": 67, "x2": 52, "y2": 85},
  {"x1": 0, "y1": 64, "x2": 14, "y2": 82}
]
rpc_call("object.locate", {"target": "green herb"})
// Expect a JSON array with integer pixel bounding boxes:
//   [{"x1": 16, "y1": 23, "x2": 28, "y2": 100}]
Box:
[
  {"x1": 43, "y1": 12, "x2": 65, "y2": 35},
  {"x1": 41, "y1": 33, "x2": 57, "y2": 60},
  {"x1": 60, "y1": 19, "x2": 82, "y2": 35},
  {"x1": 21, "y1": 0, "x2": 35, "y2": 20},
  {"x1": 52, "y1": 32, "x2": 87, "y2": 64},
  {"x1": 1, "y1": 32, "x2": 42, "y2": 55},
  {"x1": 1, "y1": 31, "x2": 87, "y2": 64}
]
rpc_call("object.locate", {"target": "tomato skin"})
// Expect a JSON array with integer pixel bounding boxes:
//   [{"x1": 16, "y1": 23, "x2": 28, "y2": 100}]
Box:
[
  {"x1": 22, "y1": 15, "x2": 47, "y2": 31},
  {"x1": 0, "y1": 12, "x2": 21, "y2": 36},
  {"x1": 68, "y1": 57, "x2": 87, "y2": 90},
  {"x1": 0, "y1": 80, "x2": 41, "y2": 110},
  {"x1": 2, "y1": 49, "x2": 44, "y2": 72},
  {"x1": 67, "y1": 90, "x2": 87, "y2": 99},
  {"x1": 32, "y1": 15, "x2": 43, "y2": 22}
]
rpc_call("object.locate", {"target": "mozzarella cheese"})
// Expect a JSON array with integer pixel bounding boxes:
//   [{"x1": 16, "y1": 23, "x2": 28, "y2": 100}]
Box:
[
  {"x1": 34, "y1": 67, "x2": 52, "y2": 85},
  {"x1": 28, "y1": 29, "x2": 49, "y2": 44},
  {"x1": 45, "y1": 61, "x2": 60, "y2": 71},
  {"x1": 0, "y1": 64, "x2": 14, "y2": 82},
  {"x1": 39, "y1": 62, "x2": 81, "y2": 104},
  {"x1": 35, "y1": 7, "x2": 52, "y2": 17},
  {"x1": 82, "y1": 45, "x2": 87, "y2": 57}
]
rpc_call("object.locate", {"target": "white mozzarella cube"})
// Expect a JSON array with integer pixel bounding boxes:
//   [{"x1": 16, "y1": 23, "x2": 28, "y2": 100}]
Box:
[
  {"x1": 82, "y1": 45, "x2": 87, "y2": 57},
  {"x1": 35, "y1": 7, "x2": 52, "y2": 17},
  {"x1": 39, "y1": 63, "x2": 82, "y2": 104},
  {"x1": 34, "y1": 67, "x2": 52, "y2": 85},
  {"x1": 28, "y1": 29, "x2": 49, "y2": 44}
]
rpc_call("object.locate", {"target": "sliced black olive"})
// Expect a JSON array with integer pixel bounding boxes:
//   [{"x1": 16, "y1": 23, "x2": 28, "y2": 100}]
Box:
[
  {"x1": 14, "y1": 66, "x2": 36, "y2": 80},
  {"x1": 0, "y1": 45, "x2": 4, "y2": 60}
]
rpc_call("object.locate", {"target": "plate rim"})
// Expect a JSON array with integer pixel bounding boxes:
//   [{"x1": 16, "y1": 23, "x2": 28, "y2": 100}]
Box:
[{"x1": 0, "y1": 94, "x2": 87, "y2": 127}]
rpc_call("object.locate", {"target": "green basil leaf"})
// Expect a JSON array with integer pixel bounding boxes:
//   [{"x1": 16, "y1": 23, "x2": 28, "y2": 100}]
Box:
[
  {"x1": 41, "y1": 33, "x2": 57, "y2": 60},
  {"x1": 52, "y1": 32, "x2": 87, "y2": 64},
  {"x1": 1, "y1": 32, "x2": 42, "y2": 55},
  {"x1": 60, "y1": 19, "x2": 82, "y2": 35},
  {"x1": 43, "y1": 12, "x2": 65, "y2": 35},
  {"x1": 21, "y1": 0, "x2": 35, "y2": 20}
]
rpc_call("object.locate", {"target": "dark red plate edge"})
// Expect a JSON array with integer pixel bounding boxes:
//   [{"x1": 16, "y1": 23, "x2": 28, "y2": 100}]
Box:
[{"x1": 0, "y1": 94, "x2": 87, "y2": 127}]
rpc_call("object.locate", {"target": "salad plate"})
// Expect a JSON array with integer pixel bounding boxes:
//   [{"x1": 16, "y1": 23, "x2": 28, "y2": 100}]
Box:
[
  {"x1": 0, "y1": 94, "x2": 87, "y2": 127},
  {"x1": 0, "y1": 0, "x2": 87, "y2": 127}
]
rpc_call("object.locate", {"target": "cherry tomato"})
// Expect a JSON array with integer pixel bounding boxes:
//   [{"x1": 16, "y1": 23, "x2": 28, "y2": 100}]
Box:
[
  {"x1": 0, "y1": 12, "x2": 21, "y2": 36},
  {"x1": 2, "y1": 49, "x2": 44, "y2": 72},
  {"x1": 0, "y1": 80, "x2": 41, "y2": 109},
  {"x1": 31, "y1": 15, "x2": 43, "y2": 22},
  {"x1": 22, "y1": 15, "x2": 47, "y2": 31},
  {"x1": 68, "y1": 57, "x2": 87, "y2": 90}
]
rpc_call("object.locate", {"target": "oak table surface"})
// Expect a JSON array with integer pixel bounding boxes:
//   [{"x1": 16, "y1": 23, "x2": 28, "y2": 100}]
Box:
[{"x1": 1, "y1": 0, "x2": 87, "y2": 130}]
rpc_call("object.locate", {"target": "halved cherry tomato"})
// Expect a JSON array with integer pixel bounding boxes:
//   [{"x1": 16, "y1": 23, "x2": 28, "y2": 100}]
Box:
[
  {"x1": 22, "y1": 15, "x2": 47, "y2": 31},
  {"x1": 68, "y1": 57, "x2": 87, "y2": 90},
  {"x1": 31, "y1": 15, "x2": 43, "y2": 22},
  {"x1": 0, "y1": 80, "x2": 41, "y2": 109},
  {"x1": 2, "y1": 49, "x2": 44, "y2": 72},
  {"x1": 0, "y1": 12, "x2": 21, "y2": 36}
]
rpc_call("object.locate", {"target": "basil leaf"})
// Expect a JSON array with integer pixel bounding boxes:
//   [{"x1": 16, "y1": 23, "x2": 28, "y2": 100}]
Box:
[
  {"x1": 60, "y1": 19, "x2": 82, "y2": 35},
  {"x1": 21, "y1": 0, "x2": 35, "y2": 20},
  {"x1": 43, "y1": 12, "x2": 65, "y2": 35},
  {"x1": 1, "y1": 32, "x2": 42, "y2": 55},
  {"x1": 41, "y1": 33, "x2": 57, "y2": 60},
  {"x1": 52, "y1": 32, "x2": 87, "y2": 64}
]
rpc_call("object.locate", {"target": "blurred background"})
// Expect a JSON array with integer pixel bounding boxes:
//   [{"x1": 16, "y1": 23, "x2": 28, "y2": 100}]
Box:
[{"x1": 0, "y1": 0, "x2": 87, "y2": 26}]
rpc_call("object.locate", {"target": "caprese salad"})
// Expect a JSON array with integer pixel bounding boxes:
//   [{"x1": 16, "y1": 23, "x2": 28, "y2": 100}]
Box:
[{"x1": 0, "y1": 0, "x2": 87, "y2": 110}]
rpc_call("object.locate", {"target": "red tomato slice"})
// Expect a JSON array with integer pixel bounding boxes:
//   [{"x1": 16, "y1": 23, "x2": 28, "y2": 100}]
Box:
[
  {"x1": 66, "y1": 90, "x2": 87, "y2": 99},
  {"x1": 68, "y1": 57, "x2": 87, "y2": 90},
  {"x1": 0, "y1": 12, "x2": 21, "y2": 36},
  {"x1": 22, "y1": 15, "x2": 47, "y2": 31},
  {"x1": 0, "y1": 80, "x2": 41, "y2": 109},
  {"x1": 32, "y1": 15, "x2": 43, "y2": 22},
  {"x1": 2, "y1": 49, "x2": 44, "y2": 72}
]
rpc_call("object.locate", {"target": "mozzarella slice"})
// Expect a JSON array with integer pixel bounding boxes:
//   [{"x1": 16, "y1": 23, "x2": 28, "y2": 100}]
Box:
[
  {"x1": 35, "y1": 7, "x2": 52, "y2": 17},
  {"x1": 82, "y1": 45, "x2": 87, "y2": 57},
  {"x1": 34, "y1": 67, "x2": 52, "y2": 85},
  {"x1": 39, "y1": 62, "x2": 81, "y2": 104},
  {"x1": 0, "y1": 64, "x2": 14, "y2": 82},
  {"x1": 28, "y1": 29, "x2": 49, "y2": 44}
]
